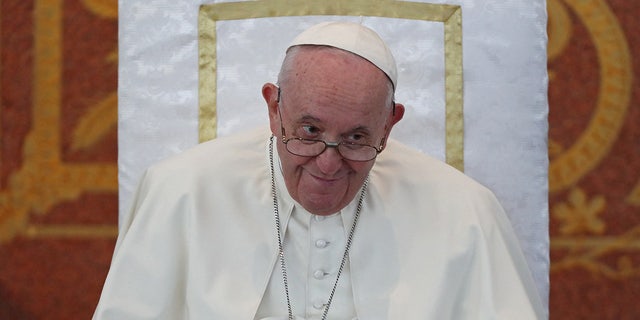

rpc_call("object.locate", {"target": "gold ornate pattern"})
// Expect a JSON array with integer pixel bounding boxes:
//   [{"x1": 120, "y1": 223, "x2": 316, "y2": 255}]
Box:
[
  {"x1": 546, "y1": 0, "x2": 573, "y2": 84},
  {"x1": 547, "y1": 0, "x2": 573, "y2": 63},
  {"x1": 81, "y1": 0, "x2": 118, "y2": 18},
  {"x1": 198, "y1": 0, "x2": 465, "y2": 171},
  {"x1": 0, "y1": 0, "x2": 118, "y2": 244},
  {"x1": 548, "y1": 0, "x2": 640, "y2": 282},
  {"x1": 548, "y1": 0, "x2": 632, "y2": 193},
  {"x1": 553, "y1": 187, "x2": 606, "y2": 236},
  {"x1": 627, "y1": 181, "x2": 640, "y2": 206},
  {"x1": 551, "y1": 226, "x2": 640, "y2": 279},
  {"x1": 71, "y1": 92, "x2": 118, "y2": 151}
]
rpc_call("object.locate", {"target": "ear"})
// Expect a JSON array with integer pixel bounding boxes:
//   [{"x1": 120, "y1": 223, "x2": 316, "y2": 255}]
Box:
[
  {"x1": 262, "y1": 83, "x2": 280, "y2": 136},
  {"x1": 380, "y1": 102, "x2": 405, "y2": 149},
  {"x1": 390, "y1": 102, "x2": 405, "y2": 126}
]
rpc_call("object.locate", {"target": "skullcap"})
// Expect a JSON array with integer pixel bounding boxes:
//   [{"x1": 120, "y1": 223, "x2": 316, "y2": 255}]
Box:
[{"x1": 288, "y1": 21, "x2": 398, "y2": 89}]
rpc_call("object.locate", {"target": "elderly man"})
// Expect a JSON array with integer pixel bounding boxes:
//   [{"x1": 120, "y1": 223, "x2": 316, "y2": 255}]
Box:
[{"x1": 94, "y1": 22, "x2": 545, "y2": 319}]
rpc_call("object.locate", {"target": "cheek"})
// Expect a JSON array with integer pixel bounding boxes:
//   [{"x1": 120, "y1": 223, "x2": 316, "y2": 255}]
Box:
[
  {"x1": 347, "y1": 161, "x2": 375, "y2": 178},
  {"x1": 278, "y1": 147, "x2": 310, "y2": 174}
]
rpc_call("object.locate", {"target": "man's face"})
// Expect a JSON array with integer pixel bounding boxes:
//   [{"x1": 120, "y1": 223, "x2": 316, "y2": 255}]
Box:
[{"x1": 263, "y1": 47, "x2": 404, "y2": 215}]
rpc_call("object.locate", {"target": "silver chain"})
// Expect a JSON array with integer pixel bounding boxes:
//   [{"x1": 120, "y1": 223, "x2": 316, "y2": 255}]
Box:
[{"x1": 269, "y1": 136, "x2": 367, "y2": 320}]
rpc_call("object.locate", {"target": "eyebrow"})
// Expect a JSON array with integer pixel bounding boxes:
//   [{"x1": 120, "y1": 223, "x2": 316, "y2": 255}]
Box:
[
  {"x1": 297, "y1": 114, "x2": 322, "y2": 123},
  {"x1": 295, "y1": 114, "x2": 373, "y2": 137}
]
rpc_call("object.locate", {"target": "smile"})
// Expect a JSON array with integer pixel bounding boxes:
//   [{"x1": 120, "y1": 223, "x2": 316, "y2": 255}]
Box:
[{"x1": 308, "y1": 172, "x2": 346, "y2": 185}]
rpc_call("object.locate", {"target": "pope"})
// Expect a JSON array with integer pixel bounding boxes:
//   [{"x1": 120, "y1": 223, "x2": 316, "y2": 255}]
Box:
[{"x1": 93, "y1": 21, "x2": 545, "y2": 319}]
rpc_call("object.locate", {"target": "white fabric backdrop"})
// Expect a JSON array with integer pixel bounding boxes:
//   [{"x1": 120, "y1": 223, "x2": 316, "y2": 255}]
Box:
[{"x1": 118, "y1": 0, "x2": 549, "y2": 311}]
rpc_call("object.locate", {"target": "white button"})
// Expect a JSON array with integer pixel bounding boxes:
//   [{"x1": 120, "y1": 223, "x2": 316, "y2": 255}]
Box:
[
  {"x1": 315, "y1": 239, "x2": 328, "y2": 248},
  {"x1": 313, "y1": 215, "x2": 326, "y2": 221},
  {"x1": 313, "y1": 269, "x2": 326, "y2": 279},
  {"x1": 313, "y1": 301, "x2": 325, "y2": 310}
]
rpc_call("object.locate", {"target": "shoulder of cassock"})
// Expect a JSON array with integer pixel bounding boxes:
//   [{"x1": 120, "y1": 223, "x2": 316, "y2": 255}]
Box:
[
  {"x1": 112, "y1": 127, "x2": 544, "y2": 319},
  {"x1": 362, "y1": 138, "x2": 545, "y2": 319},
  {"x1": 119, "y1": 126, "x2": 273, "y2": 228}
]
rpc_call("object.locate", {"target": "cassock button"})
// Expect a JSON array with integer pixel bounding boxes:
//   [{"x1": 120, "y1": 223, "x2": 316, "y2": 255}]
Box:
[
  {"x1": 313, "y1": 269, "x2": 326, "y2": 280},
  {"x1": 313, "y1": 301, "x2": 325, "y2": 310},
  {"x1": 313, "y1": 215, "x2": 326, "y2": 222},
  {"x1": 315, "y1": 239, "x2": 328, "y2": 248}
]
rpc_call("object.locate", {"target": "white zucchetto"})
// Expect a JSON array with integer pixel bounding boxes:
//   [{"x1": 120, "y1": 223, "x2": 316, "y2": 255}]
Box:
[{"x1": 288, "y1": 21, "x2": 398, "y2": 89}]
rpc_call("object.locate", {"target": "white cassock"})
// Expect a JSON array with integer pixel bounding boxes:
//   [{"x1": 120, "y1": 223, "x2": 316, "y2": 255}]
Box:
[{"x1": 93, "y1": 127, "x2": 545, "y2": 319}]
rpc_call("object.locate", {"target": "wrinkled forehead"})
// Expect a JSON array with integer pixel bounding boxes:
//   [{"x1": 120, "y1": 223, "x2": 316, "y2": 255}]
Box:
[{"x1": 280, "y1": 46, "x2": 394, "y2": 107}]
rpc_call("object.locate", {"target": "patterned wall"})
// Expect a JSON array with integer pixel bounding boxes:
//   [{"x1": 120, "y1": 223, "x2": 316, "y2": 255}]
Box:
[
  {"x1": 548, "y1": 0, "x2": 640, "y2": 318},
  {"x1": 0, "y1": 0, "x2": 118, "y2": 318},
  {"x1": 0, "y1": 0, "x2": 638, "y2": 319}
]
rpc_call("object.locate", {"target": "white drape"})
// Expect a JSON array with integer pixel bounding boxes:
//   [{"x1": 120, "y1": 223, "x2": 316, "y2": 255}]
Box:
[{"x1": 118, "y1": 0, "x2": 549, "y2": 310}]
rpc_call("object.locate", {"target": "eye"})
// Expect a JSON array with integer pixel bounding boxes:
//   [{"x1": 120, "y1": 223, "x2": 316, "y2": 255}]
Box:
[
  {"x1": 345, "y1": 132, "x2": 367, "y2": 143},
  {"x1": 299, "y1": 125, "x2": 321, "y2": 137}
]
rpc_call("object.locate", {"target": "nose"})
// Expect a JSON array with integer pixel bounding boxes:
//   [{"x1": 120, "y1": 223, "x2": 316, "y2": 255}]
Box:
[{"x1": 314, "y1": 145, "x2": 343, "y2": 175}]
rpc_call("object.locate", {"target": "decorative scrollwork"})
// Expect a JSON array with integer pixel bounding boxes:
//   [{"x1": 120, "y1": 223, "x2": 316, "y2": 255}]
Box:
[{"x1": 548, "y1": 0, "x2": 639, "y2": 280}]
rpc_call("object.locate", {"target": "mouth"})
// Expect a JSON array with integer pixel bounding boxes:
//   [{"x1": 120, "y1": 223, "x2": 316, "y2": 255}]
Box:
[
  {"x1": 307, "y1": 172, "x2": 346, "y2": 186},
  {"x1": 311, "y1": 174, "x2": 341, "y2": 183}
]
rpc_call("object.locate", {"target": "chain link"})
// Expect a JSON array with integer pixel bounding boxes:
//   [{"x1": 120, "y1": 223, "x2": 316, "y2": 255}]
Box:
[{"x1": 269, "y1": 136, "x2": 367, "y2": 320}]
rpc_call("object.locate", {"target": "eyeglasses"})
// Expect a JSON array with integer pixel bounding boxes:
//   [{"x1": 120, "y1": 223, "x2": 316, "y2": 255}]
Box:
[{"x1": 277, "y1": 88, "x2": 385, "y2": 162}]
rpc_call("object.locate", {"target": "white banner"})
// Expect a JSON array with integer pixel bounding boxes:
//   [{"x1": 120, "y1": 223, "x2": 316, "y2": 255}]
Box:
[{"x1": 118, "y1": 0, "x2": 549, "y2": 310}]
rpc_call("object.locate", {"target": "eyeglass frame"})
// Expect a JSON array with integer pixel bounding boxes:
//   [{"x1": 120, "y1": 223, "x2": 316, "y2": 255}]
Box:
[{"x1": 275, "y1": 87, "x2": 392, "y2": 162}]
